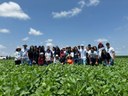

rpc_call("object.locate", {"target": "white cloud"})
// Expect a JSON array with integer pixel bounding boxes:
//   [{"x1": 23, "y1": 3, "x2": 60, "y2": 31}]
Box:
[
  {"x1": 45, "y1": 39, "x2": 54, "y2": 47},
  {"x1": 22, "y1": 37, "x2": 29, "y2": 41},
  {"x1": 86, "y1": 0, "x2": 100, "y2": 6},
  {"x1": 0, "y1": 1, "x2": 30, "y2": 20},
  {"x1": 52, "y1": 0, "x2": 100, "y2": 18},
  {"x1": 45, "y1": 39, "x2": 53, "y2": 43},
  {"x1": 0, "y1": 44, "x2": 6, "y2": 49},
  {"x1": 0, "y1": 28, "x2": 10, "y2": 33},
  {"x1": 95, "y1": 38, "x2": 108, "y2": 43},
  {"x1": 52, "y1": 0, "x2": 86, "y2": 18},
  {"x1": 28, "y1": 28, "x2": 43, "y2": 36},
  {"x1": 46, "y1": 42, "x2": 54, "y2": 47},
  {"x1": 78, "y1": 0, "x2": 86, "y2": 8},
  {"x1": 52, "y1": 7, "x2": 82, "y2": 18}
]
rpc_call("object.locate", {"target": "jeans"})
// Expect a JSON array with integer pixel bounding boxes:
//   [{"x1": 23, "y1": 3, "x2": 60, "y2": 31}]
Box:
[
  {"x1": 74, "y1": 58, "x2": 80, "y2": 64},
  {"x1": 28, "y1": 59, "x2": 33, "y2": 66},
  {"x1": 80, "y1": 58, "x2": 86, "y2": 65},
  {"x1": 103, "y1": 59, "x2": 114, "y2": 66},
  {"x1": 21, "y1": 58, "x2": 30, "y2": 65}
]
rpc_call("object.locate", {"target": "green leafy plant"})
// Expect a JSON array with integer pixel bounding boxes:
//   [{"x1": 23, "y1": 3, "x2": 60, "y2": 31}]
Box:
[{"x1": 0, "y1": 58, "x2": 128, "y2": 96}]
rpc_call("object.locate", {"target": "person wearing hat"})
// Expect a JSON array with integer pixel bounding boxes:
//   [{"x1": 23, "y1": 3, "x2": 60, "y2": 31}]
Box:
[
  {"x1": 14, "y1": 46, "x2": 22, "y2": 65},
  {"x1": 21, "y1": 44, "x2": 29, "y2": 64},
  {"x1": 54, "y1": 54, "x2": 60, "y2": 64},
  {"x1": 105, "y1": 42, "x2": 115, "y2": 65},
  {"x1": 66, "y1": 55, "x2": 74, "y2": 64},
  {"x1": 38, "y1": 52, "x2": 45, "y2": 66}
]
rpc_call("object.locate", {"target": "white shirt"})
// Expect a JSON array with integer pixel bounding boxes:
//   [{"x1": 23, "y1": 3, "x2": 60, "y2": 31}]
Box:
[
  {"x1": 70, "y1": 52, "x2": 74, "y2": 58},
  {"x1": 14, "y1": 51, "x2": 22, "y2": 61},
  {"x1": 106, "y1": 47, "x2": 115, "y2": 59},
  {"x1": 22, "y1": 48, "x2": 28, "y2": 58},
  {"x1": 98, "y1": 47, "x2": 105, "y2": 57},
  {"x1": 88, "y1": 50, "x2": 98, "y2": 58},
  {"x1": 80, "y1": 49, "x2": 86, "y2": 59},
  {"x1": 45, "y1": 52, "x2": 52, "y2": 61}
]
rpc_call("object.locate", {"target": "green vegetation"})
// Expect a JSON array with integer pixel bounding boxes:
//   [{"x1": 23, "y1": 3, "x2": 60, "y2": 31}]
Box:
[{"x1": 0, "y1": 58, "x2": 128, "y2": 96}]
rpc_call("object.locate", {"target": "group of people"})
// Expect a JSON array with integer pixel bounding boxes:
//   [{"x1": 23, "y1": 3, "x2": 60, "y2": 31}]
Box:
[{"x1": 14, "y1": 42, "x2": 115, "y2": 66}]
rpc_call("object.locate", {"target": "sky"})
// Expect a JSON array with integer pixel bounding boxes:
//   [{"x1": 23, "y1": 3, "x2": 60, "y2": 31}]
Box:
[{"x1": 0, "y1": 0, "x2": 128, "y2": 56}]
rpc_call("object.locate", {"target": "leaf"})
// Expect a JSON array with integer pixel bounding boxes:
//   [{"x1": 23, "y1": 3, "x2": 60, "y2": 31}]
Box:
[{"x1": 57, "y1": 89, "x2": 64, "y2": 95}]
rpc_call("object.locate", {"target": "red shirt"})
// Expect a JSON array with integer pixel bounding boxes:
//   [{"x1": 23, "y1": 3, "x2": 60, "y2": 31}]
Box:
[
  {"x1": 38, "y1": 57, "x2": 45, "y2": 65},
  {"x1": 67, "y1": 59, "x2": 74, "y2": 64}
]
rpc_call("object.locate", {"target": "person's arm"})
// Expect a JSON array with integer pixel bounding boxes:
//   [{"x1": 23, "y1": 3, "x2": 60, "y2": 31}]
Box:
[
  {"x1": 95, "y1": 52, "x2": 98, "y2": 64},
  {"x1": 112, "y1": 51, "x2": 115, "y2": 60},
  {"x1": 88, "y1": 54, "x2": 92, "y2": 64},
  {"x1": 111, "y1": 48, "x2": 115, "y2": 59}
]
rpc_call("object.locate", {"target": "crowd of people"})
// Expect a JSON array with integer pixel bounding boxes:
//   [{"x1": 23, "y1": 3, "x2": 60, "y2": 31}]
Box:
[{"x1": 14, "y1": 42, "x2": 115, "y2": 66}]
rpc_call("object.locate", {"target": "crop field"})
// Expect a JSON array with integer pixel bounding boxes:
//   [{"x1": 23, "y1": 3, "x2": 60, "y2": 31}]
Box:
[{"x1": 0, "y1": 57, "x2": 128, "y2": 96}]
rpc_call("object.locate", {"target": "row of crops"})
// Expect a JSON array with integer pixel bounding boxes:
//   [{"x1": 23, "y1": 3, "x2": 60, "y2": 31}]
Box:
[{"x1": 0, "y1": 57, "x2": 128, "y2": 96}]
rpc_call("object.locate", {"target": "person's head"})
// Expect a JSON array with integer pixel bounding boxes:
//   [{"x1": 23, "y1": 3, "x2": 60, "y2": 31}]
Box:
[
  {"x1": 78, "y1": 46, "x2": 81, "y2": 49},
  {"x1": 93, "y1": 46, "x2": 97, "y2": 51},
  {"x1": 55, "y1": 54, "x2": 59, "y2": 59},
  {"x1": 60, "y1": 49, "x2": 64, "y2": 53},
  {"x1": 63, "y1": 48, "x2": 66, "y2": 51},
  {"x1": 56, "y1": 46, "x2": 60, "y2": 50},
  {"x1": 52, "y1": 47, "x2": 56, "y2": 51},
  {"x1": 81, "y1": 46, "x2": 84, "y2": 50},
  {"x1": 86, "y1": 46, "x2": 89, "y2": 51},
  {"x1": 98, "y1": 42, "x2": 104, "y2": 49},
  {"x1": 106, "y1": 42, "x2": 110, "y2": 48},
  {"x1": 102, "y1": 49, "x2": 107, "y2": 54},
  {"x1": 30, "y1": 46, "x2": 34, "y2": 51},
  {"x1": 69, "y1": 46, "x2": 71, "y2": 50},
  {"x1": 39, "y1": 52, "x2": 44, "y2": 57},
  {"x1": 74, "y1": 46, "x2": 78, "y2": 51},
  {"x1": 23, "y1": 44, "x2": 27, "y2": 49},
  {"x1": 67, "y1": 55, "x2": 72, "y2": 59},
  {"x1": 16, "y1": 46, "x2": 21, "y2": 52},
  {"x1": 88, "y1": 44, "x2": 91, "y2": 50},
  {"x1": 41, "y1": 46, "x2": 45, "y2": 50},
  {"x1": 71, "y1": 48, "x2": 74, "y2": 52},
  {"x1": 47, "y1": 46, "x2": 50, "y2": 50},
  {"x1": 91, "y1": 47, "x2": 94, "y2": 52}
]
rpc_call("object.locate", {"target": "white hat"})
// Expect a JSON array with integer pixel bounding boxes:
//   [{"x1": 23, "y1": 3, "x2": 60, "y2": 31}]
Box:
[
  {"x1": 40, "y1": 52, "x2": 44, "y2": 55},
  {"x1": 16, "y1": 46, "x2": 21, "y2": 49}
]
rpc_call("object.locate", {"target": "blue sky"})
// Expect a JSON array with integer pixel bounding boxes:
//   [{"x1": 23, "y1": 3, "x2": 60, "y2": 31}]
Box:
[{"x1": 0, "y1": 0, "x2": 128, "y2": 56}]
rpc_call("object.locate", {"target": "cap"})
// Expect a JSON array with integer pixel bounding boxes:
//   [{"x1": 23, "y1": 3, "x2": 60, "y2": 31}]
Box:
[{"x1": 23, "y1": 44, "x2": 27, "y2": 47}]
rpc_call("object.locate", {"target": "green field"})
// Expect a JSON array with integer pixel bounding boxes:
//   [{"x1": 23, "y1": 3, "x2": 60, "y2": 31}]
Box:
[{"x1": 0, "y1": 57, "x2": 128, "y2": 96}]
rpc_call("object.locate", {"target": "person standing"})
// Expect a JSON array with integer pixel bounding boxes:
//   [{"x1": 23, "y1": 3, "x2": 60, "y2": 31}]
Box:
[
  {"x1": 45, "y1": 46, "x2": 53, "y2": 65},
  {"x1": 79, "y1": 46, "x2": 86, "y2": 65},
  {"x1": 106, "y1": 43, "x2": 115, "y2": 65},
  {"x1": 21, "y1": 44, "x2": 29, "y2": 64},
  {"x1": 28, "y1": 46, "x2": 34, "y2": 66},
  {"x1": 14, "y1": 47, "x2": 22, "y2": 65},
  {"x1": 38, "y1": 52, "x2": 45, "y2": 66},
  {"x1": 74, "y1": 47, "x2": 80, "y2": 64},
  {"x1": 98, "y1": 43, "x2": 105, "y2": 64}
]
